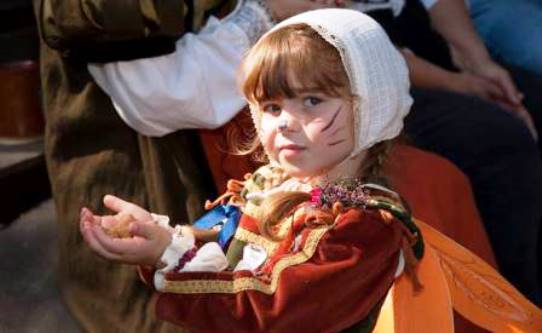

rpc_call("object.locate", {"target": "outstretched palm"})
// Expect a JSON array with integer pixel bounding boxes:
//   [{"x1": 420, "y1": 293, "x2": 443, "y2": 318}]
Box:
[{"x1": 80, "y1": 195, "x2": 171, "y2": 266}]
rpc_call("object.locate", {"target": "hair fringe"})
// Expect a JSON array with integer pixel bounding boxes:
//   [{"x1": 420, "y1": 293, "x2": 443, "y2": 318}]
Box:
[{"x1": 240, "y1": 23, "x2": 350, "y2": 104}]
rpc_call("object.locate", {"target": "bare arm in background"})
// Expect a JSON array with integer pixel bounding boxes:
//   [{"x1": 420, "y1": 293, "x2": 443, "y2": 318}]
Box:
[
  {"x1": 402, "y1": 48, "x2": 501, "y2": 100},
  {"x1": 411, "y1": 0, "x2": 536, "y2": 137},
  {"x1": 427, "y1": 0, "x2": 522, "y2": 107}
]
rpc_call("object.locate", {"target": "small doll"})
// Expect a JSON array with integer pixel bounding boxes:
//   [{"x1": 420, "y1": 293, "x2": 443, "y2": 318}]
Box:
[{"x1": 81, "y1": 9, "x2": 541, "y2": 333}]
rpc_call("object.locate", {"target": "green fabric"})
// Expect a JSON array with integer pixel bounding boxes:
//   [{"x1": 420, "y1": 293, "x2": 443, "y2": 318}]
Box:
[
  {"x1": 39, "y1": 0, "x2": 185, "y2": 44},
  {"x1": 225, "y1": 238, "x2": 247, "y2": 270},
  {"x1": 100, "y1": 0, "x2": 147, "y2": 37},
  {"x1": 37, "y1": 0, "x2": 237, "y2": 62},
  {"x1": 36, "y1": 0, "x2": 189, "y2": 62},
  {"x1": 366, "y1": 198, "x2": 425, "y2": 260},
  {"x1": 33, "y1": 0, "x2": 236, "y2": 331}
]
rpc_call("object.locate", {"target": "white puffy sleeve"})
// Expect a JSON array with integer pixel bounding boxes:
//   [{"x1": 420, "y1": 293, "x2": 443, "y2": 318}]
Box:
[{"x1": 88, "y1": 1, "x2": 272, "y2": 136}]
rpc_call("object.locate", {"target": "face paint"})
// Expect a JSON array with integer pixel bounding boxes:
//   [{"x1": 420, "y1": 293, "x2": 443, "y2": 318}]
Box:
[
  {"x1": 320, "y1": 105, "x2": 342, "y2": 133},
  {"x1": 258, "y1": 90, "x2": 355, "y2": 179}
]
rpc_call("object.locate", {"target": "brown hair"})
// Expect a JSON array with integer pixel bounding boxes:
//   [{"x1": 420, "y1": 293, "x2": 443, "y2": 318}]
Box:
[
  {"x1": 232, "y1": 23, "x2": 352, "y2": 159},
  {"x1": 237, "y1": 24, "x2": 396, "y2": 239},
  {"x1": 241, "y1": 23, "x2": 351, "y2": 104}
]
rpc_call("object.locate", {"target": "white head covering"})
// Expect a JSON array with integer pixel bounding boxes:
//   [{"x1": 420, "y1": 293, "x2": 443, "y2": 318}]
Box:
[{"x1": 248, "y1": 8, "x2": 412, "y2": 158}]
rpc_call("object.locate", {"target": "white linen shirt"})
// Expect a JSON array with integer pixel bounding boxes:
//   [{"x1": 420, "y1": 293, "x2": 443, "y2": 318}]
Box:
[{"x1": 88, "y1": 1, "x2": 271, "y2": 136}]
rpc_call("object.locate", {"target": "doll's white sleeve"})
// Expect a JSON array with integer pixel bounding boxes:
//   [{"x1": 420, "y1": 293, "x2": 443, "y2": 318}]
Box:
[
  {"x1": 150, "y1": 213, "x2": 229, "y2": 290},
  {"x1": 87, "y1": 0, "x2": 272, "y2": 136}
]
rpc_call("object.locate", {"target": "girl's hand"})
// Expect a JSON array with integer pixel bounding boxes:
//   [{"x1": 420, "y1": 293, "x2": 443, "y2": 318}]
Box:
[
  {"x1": 102, "y1": 194, "x2": 153, "y2": 223},
  {"x1": 79, "y1": 196, "x2": 172, "y2": 267}
]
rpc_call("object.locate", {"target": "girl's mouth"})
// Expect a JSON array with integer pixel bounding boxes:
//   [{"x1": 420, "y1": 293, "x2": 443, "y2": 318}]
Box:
[{"x1": 278, "y1": 144, "x2": 306, "y2": 157}]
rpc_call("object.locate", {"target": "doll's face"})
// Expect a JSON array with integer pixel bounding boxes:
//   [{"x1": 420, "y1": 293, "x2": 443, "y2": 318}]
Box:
[{"x1": 258, "y1": 89, "x2": 355, "y2": 179}]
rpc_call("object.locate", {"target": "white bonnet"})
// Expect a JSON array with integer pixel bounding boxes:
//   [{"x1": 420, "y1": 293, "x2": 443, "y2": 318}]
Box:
[{"x1": 249, "y1": 8, "x2": 412, "y2": 157}]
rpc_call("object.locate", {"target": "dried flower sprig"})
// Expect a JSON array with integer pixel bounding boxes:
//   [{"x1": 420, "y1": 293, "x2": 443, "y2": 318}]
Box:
[
  {"x1": 310, "y1": 178, "x2": 370, "y2": 209},
  {"x1": 310, "y1": 178, "x2": 425, "y2": 281}
]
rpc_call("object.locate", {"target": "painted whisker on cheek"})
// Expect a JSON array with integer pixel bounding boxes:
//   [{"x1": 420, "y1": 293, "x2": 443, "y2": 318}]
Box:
[
  {"x1": 328, "y1": 138, "x2": 347, "y2": 146},
  {"x1": 321, "y1": 106, "x2": 342, "y2": 133},
  {"x1": 330, "y1": 125, "x2": 345, "y2": 137}
]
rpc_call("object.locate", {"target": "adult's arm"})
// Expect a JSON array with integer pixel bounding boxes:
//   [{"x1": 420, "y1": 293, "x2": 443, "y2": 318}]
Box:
[
  {"x1": 87, "y1": 1, "x2": 272, "y2": 136},
  {"x1": 422, "y1": 0, "x2": 522, "y2": 105},
  {"x1": 401, "y1": 48, "x2": 502, "y2": 100}
]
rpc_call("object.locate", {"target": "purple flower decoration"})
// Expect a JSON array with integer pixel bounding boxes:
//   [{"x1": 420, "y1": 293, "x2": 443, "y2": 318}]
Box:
[{"x1": 312, "y1": 178, "x2": 370, "y2": 209}]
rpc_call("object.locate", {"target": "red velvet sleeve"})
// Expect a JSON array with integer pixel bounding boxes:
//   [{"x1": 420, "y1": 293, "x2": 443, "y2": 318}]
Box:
[{"x1": 154, "y1": 209, "x2": 403, "y2": 333}]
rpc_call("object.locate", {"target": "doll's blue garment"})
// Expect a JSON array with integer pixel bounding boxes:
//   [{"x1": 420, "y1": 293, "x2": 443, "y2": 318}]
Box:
[{"x1": 193, "y1": 204, "x2": 241, "y2": 248}]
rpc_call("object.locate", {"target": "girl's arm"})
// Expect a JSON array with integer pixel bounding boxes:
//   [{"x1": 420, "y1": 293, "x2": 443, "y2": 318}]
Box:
[
  {"x1": 80, "y1": 196, "x2": 405, "y2": 332},
  {"x1": 79, "y1": 195, "x2": 218, "y2": 266},
  {"x1": 152, "y1": 209, "x2": 404, "y2": 333}
]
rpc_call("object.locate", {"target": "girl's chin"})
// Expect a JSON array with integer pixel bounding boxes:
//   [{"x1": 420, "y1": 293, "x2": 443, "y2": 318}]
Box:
[
  {"x1": 280, "y1": 164, "x2": 325, "y2": 180},
  {"x1": 280, "y1": 166, "x2": 311, "y2": 179}
]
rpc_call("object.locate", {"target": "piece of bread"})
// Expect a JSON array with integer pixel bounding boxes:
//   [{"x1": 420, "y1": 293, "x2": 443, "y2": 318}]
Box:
[{"x1": 103, "y1": 213, "x2": 134, "y2": 238}]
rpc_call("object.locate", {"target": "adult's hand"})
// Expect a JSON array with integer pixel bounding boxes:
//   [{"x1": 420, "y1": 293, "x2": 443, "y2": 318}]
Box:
[
  {"x1": 467, "y1": 63, "x2": 537, "y2": 140},
  {"x1": 266, "y1": 0, "x2": 345, "y2": 22},
  {"x1": 508, "y1": 105, "x2": 538, "y2": 141},
  {"x1": 464, "y1": 58, "x2": 523, "y2": 107},
  {"x1": 448, "y1": 72, "x2": 504, "y2": 102},
  {"x1": 448, "y1": 72, "x2": 537, "y2": 140}
]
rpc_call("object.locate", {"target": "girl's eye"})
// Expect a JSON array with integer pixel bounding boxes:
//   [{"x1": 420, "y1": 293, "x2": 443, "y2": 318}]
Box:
[
  {"x1": 303, "y1": 96, "x2": 322, "y2": 107},
  {"x1": 263, "y1": 104, "x2": 281, "y2": 115}
]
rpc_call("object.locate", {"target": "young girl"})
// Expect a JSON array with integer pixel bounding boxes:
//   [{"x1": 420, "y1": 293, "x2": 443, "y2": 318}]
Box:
[{"x1": 80, "y1": 9, "x2": 541, "y2": 333}]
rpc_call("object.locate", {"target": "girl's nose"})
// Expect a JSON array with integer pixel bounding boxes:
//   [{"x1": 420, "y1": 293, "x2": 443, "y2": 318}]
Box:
[
  {"x1": 277, "y1": 110, "x2": 299, "y2": 132},
  {"x1": 277, "y1": 118, "x2": 289, "y2": 132}
]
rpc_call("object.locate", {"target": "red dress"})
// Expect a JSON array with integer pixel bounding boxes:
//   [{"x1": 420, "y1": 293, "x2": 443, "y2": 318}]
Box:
[
  {"x1": 137, "y1": 161, "x2": 541, "y2": 333},
  {"x1": 141, "y1": 208, "x2": 407, "y2": 333}
]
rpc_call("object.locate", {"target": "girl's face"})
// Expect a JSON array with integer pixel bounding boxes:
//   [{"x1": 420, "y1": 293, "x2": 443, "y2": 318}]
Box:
[{"x1": 258, "y1": 88, "x2": 355, "y2": 179}]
